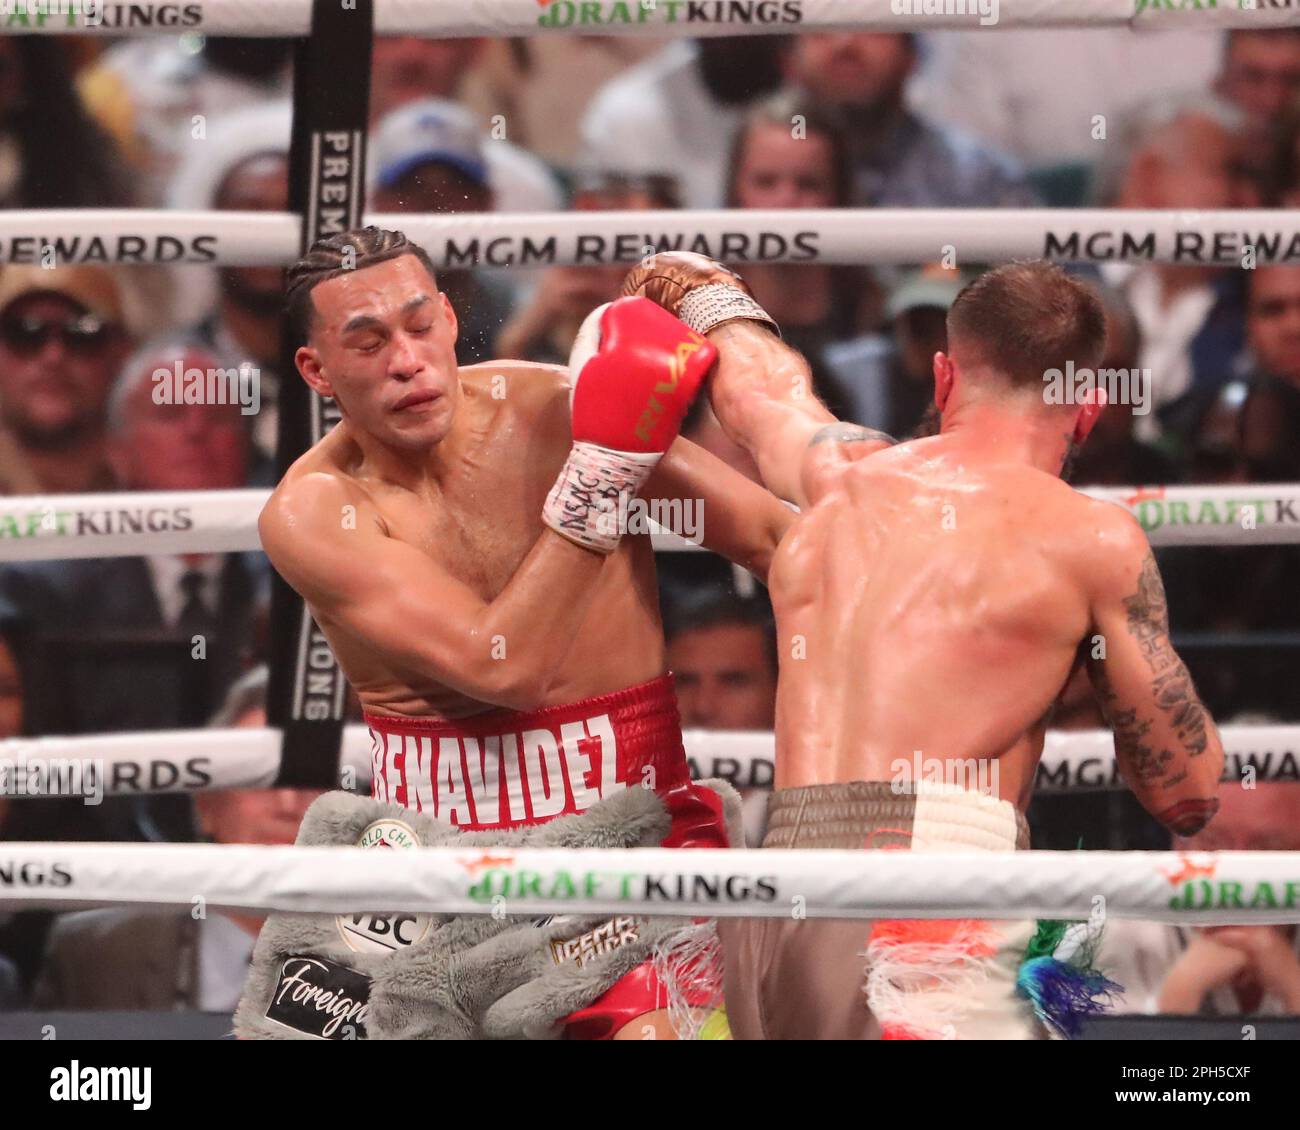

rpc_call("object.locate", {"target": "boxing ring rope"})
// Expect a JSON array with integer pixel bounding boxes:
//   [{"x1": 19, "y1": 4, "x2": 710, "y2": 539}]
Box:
[
  {"x1": 3, "y1": 0, "x2": 1296, "y2": 37},
  {"x1": 0, "y1": 2, "x2": 1295, "y2": 969},
  {"x1": 0, "y1": 482, "x2": 1294, "y2": 564},
  {"x1": 1, "y1": 722, "x2": 1297, "y2": 797},
  {"x1": 4, "y1": 208, "x2": 1300, "y2": 268},
  {"x1": 0, "y1": 839, "x2": 1295, "y2": 924}
]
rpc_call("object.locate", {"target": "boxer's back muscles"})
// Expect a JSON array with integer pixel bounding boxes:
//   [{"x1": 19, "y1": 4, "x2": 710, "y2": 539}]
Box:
[
  {"x1": 262, "y1": 361, "x2": 790, "y2": 720},
  {"x1": 769, "y1": 435, "x2": 1223, "y2": 828}
]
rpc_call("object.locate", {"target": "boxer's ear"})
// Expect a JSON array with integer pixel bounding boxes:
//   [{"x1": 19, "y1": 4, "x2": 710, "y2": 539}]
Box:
[
  {"x1": 296, "y1": 345, "x2": 334, "y2": 399},
  {"x1": 1073, "y1": 385, "x2": 1108, "y2": 445},
  {"x1": 440, "y1": 291, "x2": 458, "y2": 344},
  {"x1": 933, "y1": 351, "x2": 955, "y2": 412}
]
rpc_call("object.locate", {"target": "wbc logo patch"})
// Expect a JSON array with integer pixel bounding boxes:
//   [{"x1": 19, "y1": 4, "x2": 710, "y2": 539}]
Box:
[{"x1": 336, "y1": 819, "x2": 434, "y2": 954}]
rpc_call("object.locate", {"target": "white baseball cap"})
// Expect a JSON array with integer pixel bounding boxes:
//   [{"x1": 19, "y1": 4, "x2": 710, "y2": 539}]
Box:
[{"x1": 370, "y1": 98, "x2": 489, "y2": 191}]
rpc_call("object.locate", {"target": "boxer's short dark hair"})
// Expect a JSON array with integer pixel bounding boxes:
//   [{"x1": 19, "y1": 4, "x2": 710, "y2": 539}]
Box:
[
  {"x1": 947, "y1": 261, "x2": 1107, "y2": 392},
  {"x1": 285, "y1": 226, "x2": 440, "y2": 347}
]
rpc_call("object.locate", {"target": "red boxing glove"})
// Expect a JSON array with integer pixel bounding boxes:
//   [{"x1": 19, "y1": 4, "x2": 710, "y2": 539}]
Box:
[{"x1": 543, "y1": 297, "x2": 715, "y2": 553}]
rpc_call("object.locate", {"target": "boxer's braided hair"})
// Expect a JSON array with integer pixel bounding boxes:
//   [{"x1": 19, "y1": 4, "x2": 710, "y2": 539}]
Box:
[{"x1": 285, "y1": 226, "x2": 440, "y2": 347}]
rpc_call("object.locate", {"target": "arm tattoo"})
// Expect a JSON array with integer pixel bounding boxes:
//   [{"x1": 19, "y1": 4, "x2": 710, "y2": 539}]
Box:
[
  {"x1": 1156, "y1": 797, "x2": 1221, "y2": 838},
  {"x1": 1120, "y1": 553, "x2": 1210, "y2": 759},
  {"x1": 808, "y1": 424, "x2": 897, "y2": 448},
  {"x1": 1090, "y1": 552, "x2": 1212, "y2": 797}
]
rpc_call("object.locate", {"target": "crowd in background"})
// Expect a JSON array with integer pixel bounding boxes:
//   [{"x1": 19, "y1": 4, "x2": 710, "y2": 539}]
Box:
[{"x1": 1, "y1": 27, "x2": 1299, "y2": 1021}]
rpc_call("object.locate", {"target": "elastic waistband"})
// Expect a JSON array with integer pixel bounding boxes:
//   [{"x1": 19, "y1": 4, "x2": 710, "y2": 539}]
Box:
[
  {"x1": 364, "y1": 674, "x2": 680, "y2": 738},
  {"x1": 365, "y1": 675, "x2": 688, "y2": 830},
  {"x1": 763, "y1": 781, "x2": 1030, "y2": 851}
]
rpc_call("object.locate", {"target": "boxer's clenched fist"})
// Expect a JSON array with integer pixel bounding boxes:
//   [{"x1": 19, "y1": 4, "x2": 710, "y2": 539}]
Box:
[
  {"x1": 542, "y1": 296, "x2": 715, "y2": 554},
  {"x1": 621, "y1": 252, "x2": 779, "y2": 338}
]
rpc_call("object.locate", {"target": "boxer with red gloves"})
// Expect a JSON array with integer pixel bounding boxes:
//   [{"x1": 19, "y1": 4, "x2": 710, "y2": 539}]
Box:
[{"x1": 254, "y1": 227, "x2": 793, "y2": 1040}]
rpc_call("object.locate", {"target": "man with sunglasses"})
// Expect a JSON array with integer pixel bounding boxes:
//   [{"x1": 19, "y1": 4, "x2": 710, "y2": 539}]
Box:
[{"x1": 0, "y1": 266, "x2": 132, "y2": 495}]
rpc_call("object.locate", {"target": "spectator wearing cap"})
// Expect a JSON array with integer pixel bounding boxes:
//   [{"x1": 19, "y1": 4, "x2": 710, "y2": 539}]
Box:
[
  {"x1": 816, "y1": 265, "x2": 965, "y2": 439},
  {"x1": 368, "y1": 99, "x2": 528, "y2": 364},
  {"x1": 370, "y1": 92, "x2": 561, "y2": 215},
  {"x1": 167, "y1": 101, "x2": 293, "y2": 470},
  {"x1": 0, "y1": 266, "x2": 132, "y2": 495}
]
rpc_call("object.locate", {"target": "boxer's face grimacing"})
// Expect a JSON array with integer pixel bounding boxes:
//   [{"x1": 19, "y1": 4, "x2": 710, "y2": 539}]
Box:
[{"x1": 298, "y1": 255, "x2": 461, "y2": 450}]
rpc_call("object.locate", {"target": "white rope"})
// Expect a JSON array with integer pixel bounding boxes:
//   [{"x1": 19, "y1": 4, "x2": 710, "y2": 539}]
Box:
[
  {"x1": 0, "y1": 840, "x2": 1294, "y2": 924},
  {"x1": 3, "y1": 0, "x2": 1294, "y2": 38},
  {"x1": 0, "y1": 483, "x2": 1293, "y2": 563},
  {"x1": 1, "y1": 723, "x2": 1296, "y2": 798},
  {"x1": 4, "y1": 208, "x2": 1299, "y2": 268}
]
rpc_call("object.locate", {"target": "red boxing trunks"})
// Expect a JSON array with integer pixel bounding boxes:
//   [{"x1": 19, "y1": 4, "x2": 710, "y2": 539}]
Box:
[{"x1": 364, "y1": 674, "x2": 728, "y2": 1038}]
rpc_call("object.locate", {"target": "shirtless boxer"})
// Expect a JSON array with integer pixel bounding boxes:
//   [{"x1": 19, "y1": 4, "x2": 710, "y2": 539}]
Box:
[
  {"x1": 255, "y1": 228, "x2": 792, "y2": 1039},
  {"x1": 623, "y1": 254, "x2": 1226, "y2": 1039}
]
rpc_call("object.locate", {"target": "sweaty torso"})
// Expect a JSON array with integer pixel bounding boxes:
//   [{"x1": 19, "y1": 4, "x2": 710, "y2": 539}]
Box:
[
  {"x1": 769, "y1": 437, "x2": 1101, "y2": 809},
  {"x1": 280, "y1": 362, "x2": 666, "y2": 719}
]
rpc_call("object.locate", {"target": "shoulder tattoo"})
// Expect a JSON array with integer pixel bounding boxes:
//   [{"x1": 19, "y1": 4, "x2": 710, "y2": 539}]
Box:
[{"x1": 808, "y1": 424, "x2": 897, "y2": 448}]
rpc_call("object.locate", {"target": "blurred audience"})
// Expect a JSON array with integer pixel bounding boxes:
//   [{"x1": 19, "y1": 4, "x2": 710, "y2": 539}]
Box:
[
  {"x1": 1097, "y1": 95, "x2": 1255, "y2": 459},
  {"x1": 667, "y1": 592, "x2": 777, "y2": 733},
  {"x1": 1067, "y1": 284, "x2": 1177, "y2": 488},
  {"x1": 497, "y1": 171, "x2": 680, "y2": 364},
  {"x1": 371, "y1": 36, "x2": 487, "y2": 118},
  {"x1": 368, "y1": 99, "x2": 524, "y2": 364},
  {"x1": 1215, "y1": 30, "x2": 1300, "y2": 126},
  {"x1": 369, "y1": 36, "x2": 563, "y2": 214},
  {"x1": 818, "y1": 264, "x2": 964, "y2": 438},
  {"x1": 0, "y1": 338, "x2": 267, "y2": 738},
  {"x1": 725, "y1": 93, "x2": 876, "y2": 406},
  {"x1": 79, "y1": 36, "x2": 293, "y2": 207},
  {"x1": 0, "y1": 267, "x2": 132, "y2": 495},
  {"x1": 580, "y1": 36, "x2": 790, "y2": 208},
  {"x1": 462, "y1": 37, "x2": 665, "y2": 168},
  {"x1": 666, "y1": 590, "x2": 778, "y2": 848},
  {"x1": 167, "y1": 101, "x2": 293, "y2": 466},
  {"x1": 912, "y1": 28, "x2": 1222, "y2": 175},
  {"x1": 32, "y1": 667, "x2": 322, "y2": 1012},
  {"x1": 788, "y1": 33, "x2": 1038, "y2": 208},
  {"x1": 1264, "y1": 97, "x2": 1300, "y2": 207},
  {"x1": 0, "y1": 36, "x2": 135, "y2": 209},
  {"x1": 1101, "y1": 780, "x2": 1300, "y2": 1017}
]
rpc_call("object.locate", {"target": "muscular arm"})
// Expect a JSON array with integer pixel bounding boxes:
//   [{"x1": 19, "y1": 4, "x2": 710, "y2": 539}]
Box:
[
  {"x1": 1085, "y1": 518, "x2": 1225, "y2": 836},
  {"x1": 260, "y1": 474, "x2": 604, "y2": 711},
  {"x1": 643, "y1": 437, "x2": 795, "y2": 582},
  {"x1": 706, "y1": 321, "x2": 895, "y2": 507}
]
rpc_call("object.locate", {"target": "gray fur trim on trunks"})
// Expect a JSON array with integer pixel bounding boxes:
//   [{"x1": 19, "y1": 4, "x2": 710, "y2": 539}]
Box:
[{"x1": 235, "y1": 781, "x2": 740, "y2": 1040}]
